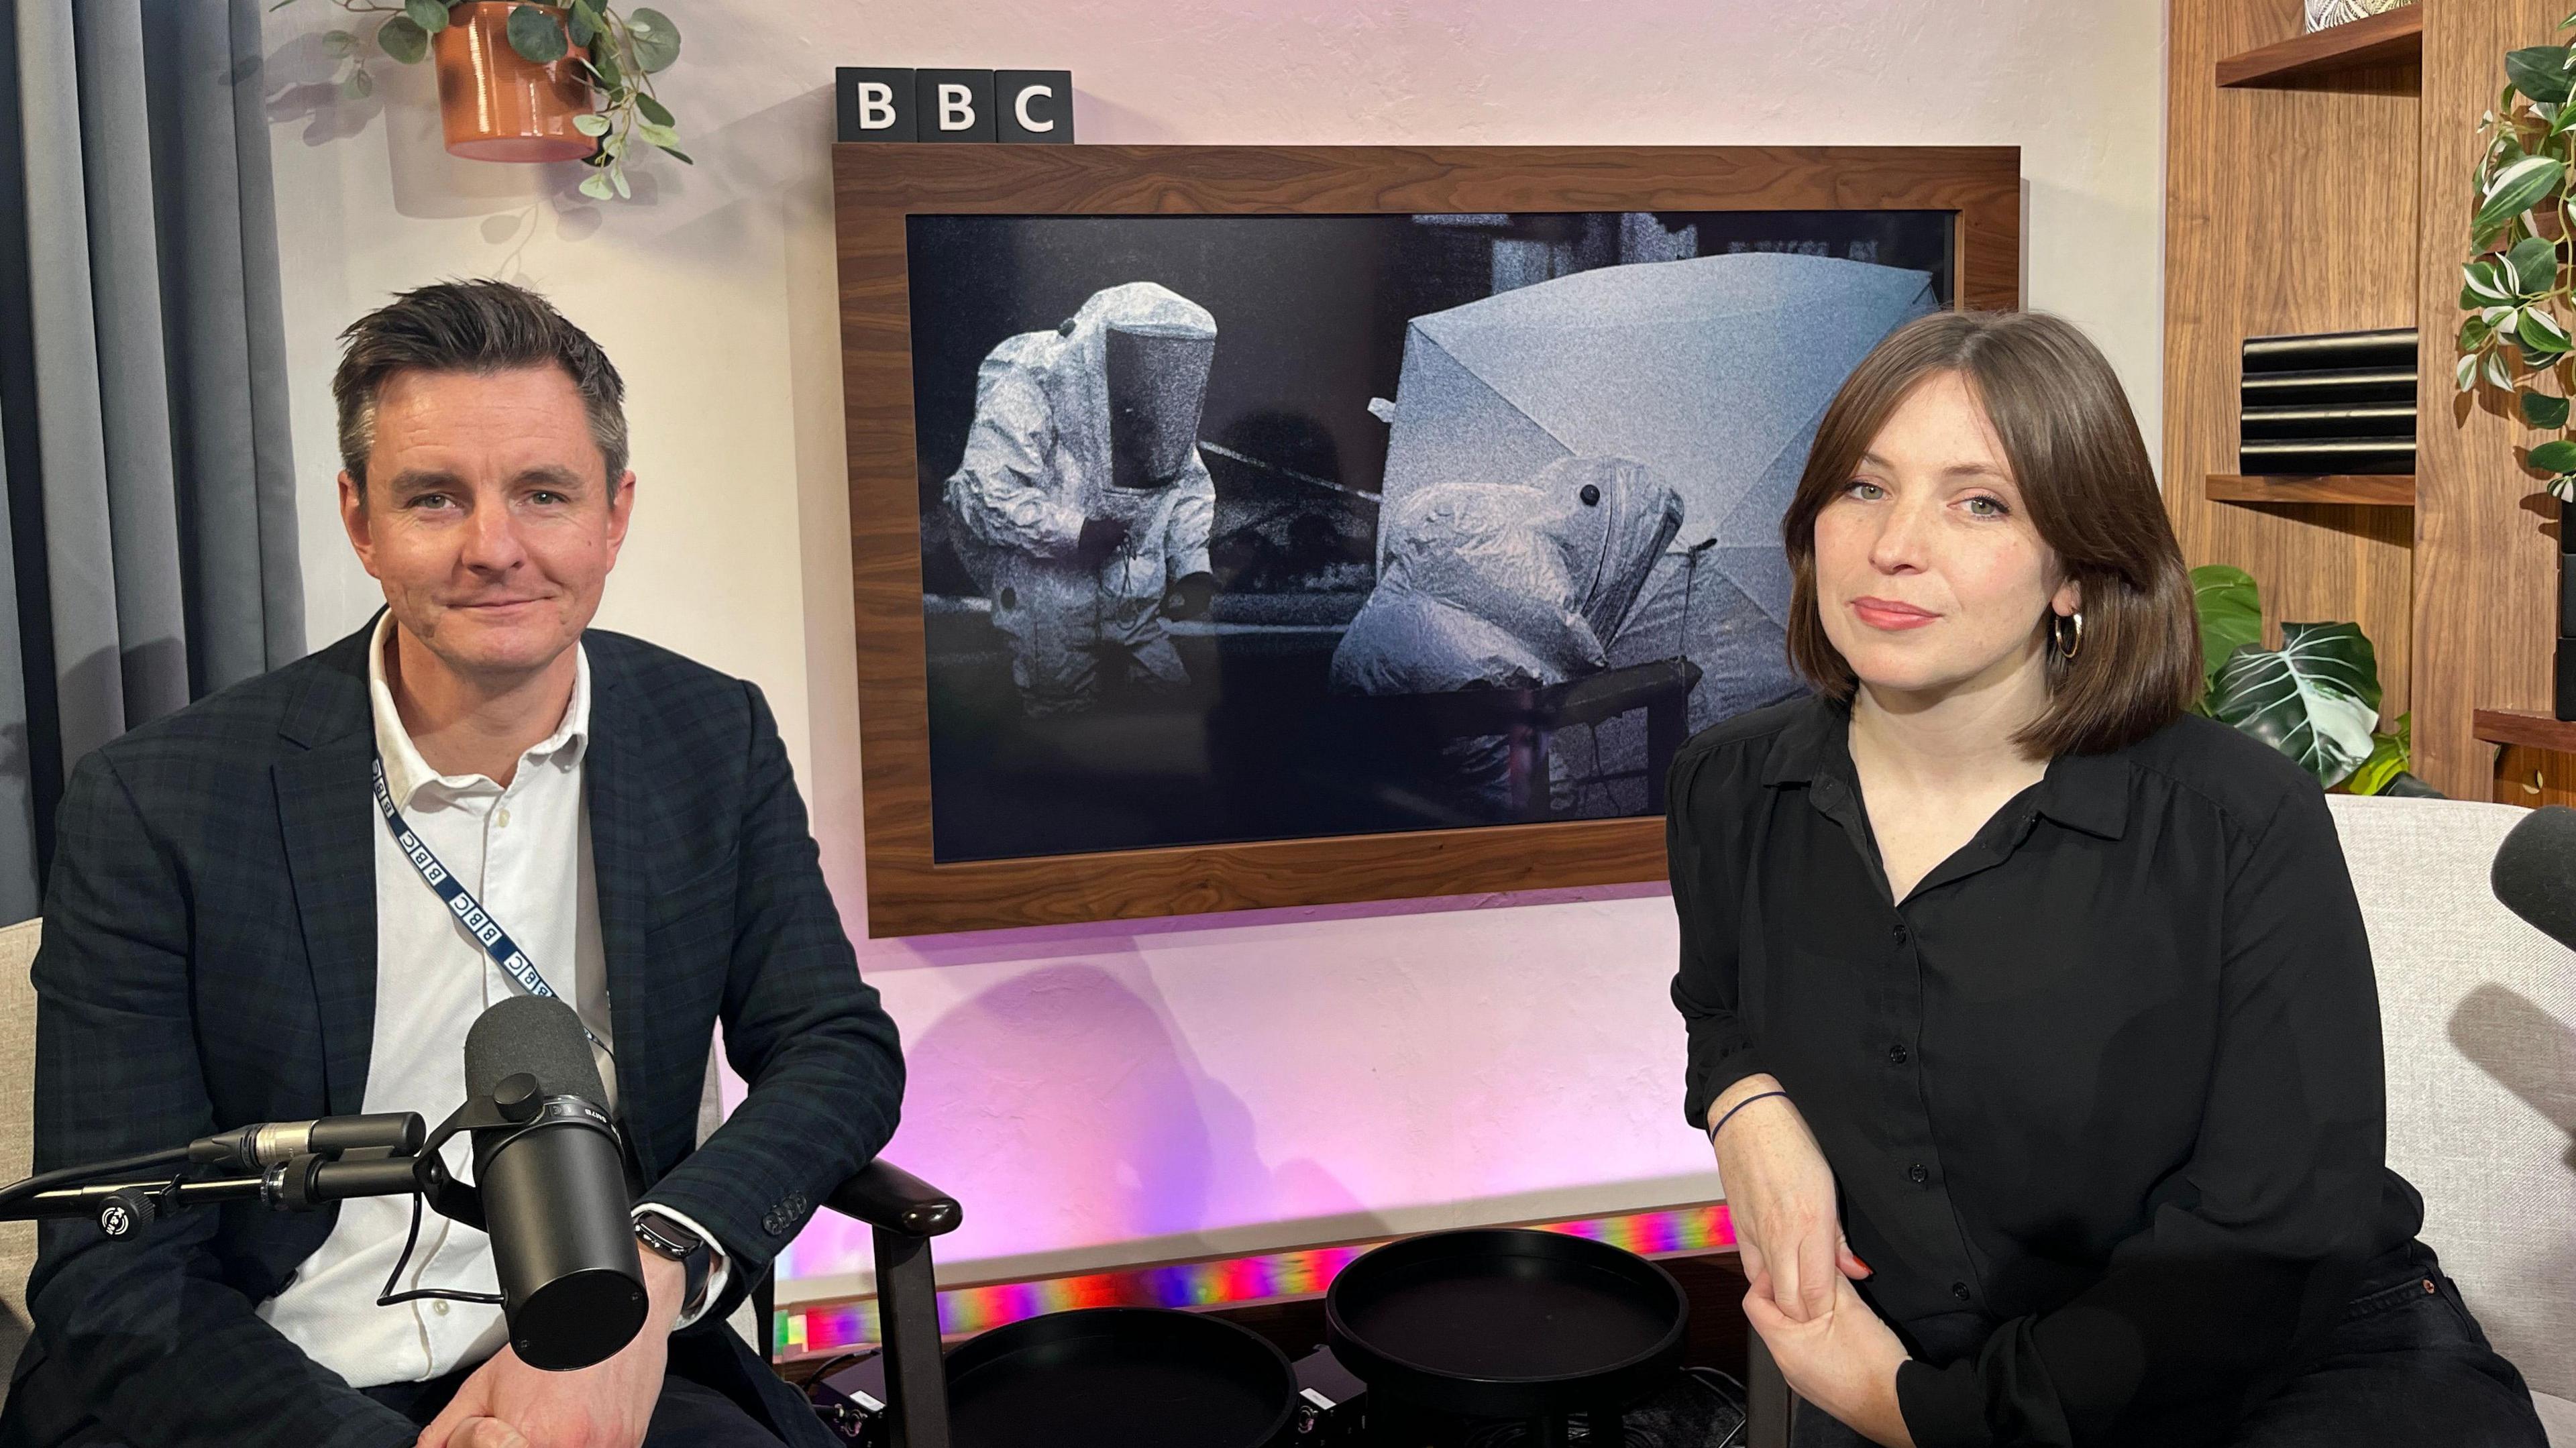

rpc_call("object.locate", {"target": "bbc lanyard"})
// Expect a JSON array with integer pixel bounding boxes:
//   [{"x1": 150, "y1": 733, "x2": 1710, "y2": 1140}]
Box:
[{"x1": 370, "y1": 755, "x2": 612, "y2": 1057}]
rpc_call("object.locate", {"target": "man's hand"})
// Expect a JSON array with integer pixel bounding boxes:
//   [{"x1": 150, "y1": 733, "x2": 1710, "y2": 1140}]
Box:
[
  {"x1": 1743, "y1": 1267, "x2": 1915, "y2": 1448},
  {"x1": 416, "y1": 1254, "x2": 685, "y2": 1448},
  {"x1": 1073, "y1": 516, "x2": 1132, "y2": 565},
  {"x1": 1162, "y1": 571, "x2": 1216, "y2": 620}
]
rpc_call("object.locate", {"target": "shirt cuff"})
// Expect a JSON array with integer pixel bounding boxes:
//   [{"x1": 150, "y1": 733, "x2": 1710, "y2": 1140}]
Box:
[
  {"x1": 633, "y1": 1204, "x2": 731, "y2": 1331},
  {"x1": 1683, "y1": 1049, "x2": 1767, "y2": 1133},
  {"x1": 1896, "y1": 1358, "x2": 1994, "y2": 1448}
]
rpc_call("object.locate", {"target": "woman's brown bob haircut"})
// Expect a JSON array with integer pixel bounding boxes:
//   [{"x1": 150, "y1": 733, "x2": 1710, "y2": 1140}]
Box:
[{"x1": 1780, "y1": 310, "x2": 2202, "y2": 757}]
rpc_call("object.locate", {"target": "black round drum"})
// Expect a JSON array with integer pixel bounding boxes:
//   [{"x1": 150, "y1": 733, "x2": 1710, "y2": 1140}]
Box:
[
  {"x1": 1325, "y1": 1227, "x2": 1690, "y2": 1421},
  {"x1": 945, "y1": 1306, "x2": 1299, "y2": 1448}
]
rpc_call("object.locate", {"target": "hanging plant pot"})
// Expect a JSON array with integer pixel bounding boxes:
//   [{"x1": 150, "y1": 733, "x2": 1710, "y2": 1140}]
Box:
[{"x1": 433, "y1": 2, "x2": 595, "y2": 162}]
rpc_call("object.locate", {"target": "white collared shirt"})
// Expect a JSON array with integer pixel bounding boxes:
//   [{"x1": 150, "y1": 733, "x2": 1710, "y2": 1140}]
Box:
[{"x1": 258, "y1": 614, "x2": 716, "y2": 1386}]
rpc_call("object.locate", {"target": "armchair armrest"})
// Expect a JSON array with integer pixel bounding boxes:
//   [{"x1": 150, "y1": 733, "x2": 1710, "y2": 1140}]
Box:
[
  {"x1": 828, "y1": 1158, "x2": 963, "y2": 1239},
  {"x1": 820, "y1": 1158, "x2": 958, "y2": 1448}
]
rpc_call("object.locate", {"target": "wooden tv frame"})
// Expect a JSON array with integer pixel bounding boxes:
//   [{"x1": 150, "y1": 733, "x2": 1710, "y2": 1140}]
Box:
[{"x1": 835, "y1": 144, "x2": 2021, "y2": 936}]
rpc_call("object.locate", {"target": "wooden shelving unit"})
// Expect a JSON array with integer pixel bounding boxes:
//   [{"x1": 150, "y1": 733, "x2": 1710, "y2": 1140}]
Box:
[
  {"x1": 2217, "y1": 7, "x2": 2424, "y2": 88},
  {"x1": 2206, "y1": 472, "x2": 2416, "y2": 506},
  {"x1": 2473, "y1": 708, "x2": 2576, "y2": 752},
  {"x1": 2166, "y1": 0, "x2": 2565, "y2": 804}
]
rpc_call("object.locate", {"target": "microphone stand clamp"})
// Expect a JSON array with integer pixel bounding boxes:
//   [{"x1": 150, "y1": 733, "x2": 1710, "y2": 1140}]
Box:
[{"x1": 415, "y1": 1071, "x2": 621, "y2": 1233}]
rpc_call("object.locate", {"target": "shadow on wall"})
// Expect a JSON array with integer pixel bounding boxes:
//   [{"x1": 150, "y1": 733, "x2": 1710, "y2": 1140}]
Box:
[
  {"x1": 254, "y1": 27, "x2": 384, "y2": 146},
  {"x1": 888, "y1": 962, "x2": 1366, "y2": 1260}
]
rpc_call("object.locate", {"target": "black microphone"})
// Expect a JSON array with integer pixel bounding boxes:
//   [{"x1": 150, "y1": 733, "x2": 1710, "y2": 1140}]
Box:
[
  {"x1": 2491, "y1": 804, "x2": 2576, "y2": 954},
  {"x1": 459, "y1": 996, "x2": 647, "y2": 1372},
  {"x1": 189, "y1": 1113, "x2": 426, "y2": 1171}
]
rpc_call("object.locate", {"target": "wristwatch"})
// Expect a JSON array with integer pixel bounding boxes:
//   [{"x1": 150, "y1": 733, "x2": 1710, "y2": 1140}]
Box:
[{"x1": 634, "y1": 1209, "x2": 712, "y2": 1319}]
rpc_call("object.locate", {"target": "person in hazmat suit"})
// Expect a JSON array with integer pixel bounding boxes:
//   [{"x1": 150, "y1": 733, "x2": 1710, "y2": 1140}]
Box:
[
  {"x1": 943, "y1": 282, "x2": 1220, "y2": 716},
  {"x1": 1330, "y1": 454, "x2": 1684, "y2": 815}
]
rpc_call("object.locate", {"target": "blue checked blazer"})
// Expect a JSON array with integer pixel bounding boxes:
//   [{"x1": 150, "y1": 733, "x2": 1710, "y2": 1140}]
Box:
[{"x1": 0, "y1": 620, "x2": 904, "y2": 1447}]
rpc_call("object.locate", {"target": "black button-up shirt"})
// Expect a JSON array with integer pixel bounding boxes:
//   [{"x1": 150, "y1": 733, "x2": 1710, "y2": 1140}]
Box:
[{"x1": 1666, "y1": 694, "x2": 2423, "y2": 1447}]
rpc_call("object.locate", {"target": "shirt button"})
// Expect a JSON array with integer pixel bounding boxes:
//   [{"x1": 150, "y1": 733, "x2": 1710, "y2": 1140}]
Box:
[
  {"x1": 1887, "y1": 1043, "x2": 1910, "y2": 1065},
  {"x1": 496, "y1": 807, "x2": 511, "y2": 828},
  {"x1": 1890, "y1": 922, "x2": 1909, "y2": 943},
  {"x1": 1951, "y1": 1282, "x2": 1972, "y2": 1302},
  {"x1": 432, "y1": 1300, "x2": 451, "y2": 1316},
  {"x1": 1907, "y1": 1162, "x2": 1929, "y2": 1184}
]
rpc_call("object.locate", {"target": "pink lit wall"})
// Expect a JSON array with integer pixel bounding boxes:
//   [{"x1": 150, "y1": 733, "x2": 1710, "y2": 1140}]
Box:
[
  {"x1": 773, "y1": 882, "x2": 1718, "y2": 1301},
  {"x1": 262, "y1": 1, "x2": 2169, "y2": 1305}
]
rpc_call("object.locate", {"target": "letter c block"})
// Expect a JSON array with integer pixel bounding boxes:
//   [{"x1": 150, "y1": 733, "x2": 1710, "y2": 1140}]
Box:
[{"x1": 996, "y1": 70, "x2": 1075, "y2": 144}]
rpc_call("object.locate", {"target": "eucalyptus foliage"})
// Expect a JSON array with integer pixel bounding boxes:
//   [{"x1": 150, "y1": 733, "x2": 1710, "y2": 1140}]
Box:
[
  {"x1": 283, "y1": 0, "x2": 687, "y2": 201},
  {"x1": 2461, "y1": 11, "x2": 2576, "y2": 500},
  {"x1": 2188, "y1": 565, "x2": 2411, "y2": 792}
]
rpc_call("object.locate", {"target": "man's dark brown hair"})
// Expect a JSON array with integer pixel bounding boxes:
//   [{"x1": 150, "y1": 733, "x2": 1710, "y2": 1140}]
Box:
[
  {"x1": 1779, "y1": 309, "x2": 2202, "y2": 756},
  {"x1": 331, "y1": 278, "x2": 628, "y2": 493}
]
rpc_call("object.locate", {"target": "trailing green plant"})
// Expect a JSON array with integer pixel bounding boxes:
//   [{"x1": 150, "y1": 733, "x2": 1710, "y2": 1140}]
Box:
[
  {"x1": 2458, "y1": 13, "x2": 2576, "y2": 499},
  {"x1": 280, "y1": 0, "x2": 686, "y2": 201},
  {"x1": 2188, "y1": 564, "x2": 2418, "y2": 793}
]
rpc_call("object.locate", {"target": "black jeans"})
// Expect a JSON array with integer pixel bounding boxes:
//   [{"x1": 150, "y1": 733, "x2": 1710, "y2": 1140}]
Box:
[
  {"x1": 1789, "y1": 1239, "x2": 2547, "y2": 1447},
  {"x1": 2225, "y1": 1239, "x2": 2544, "y2": 1447}
]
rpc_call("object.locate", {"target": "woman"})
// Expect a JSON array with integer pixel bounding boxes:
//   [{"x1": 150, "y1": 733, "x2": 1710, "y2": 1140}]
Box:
[{"x1": 1666, "y1": 311, "x2": 2545, "y2": 1447}]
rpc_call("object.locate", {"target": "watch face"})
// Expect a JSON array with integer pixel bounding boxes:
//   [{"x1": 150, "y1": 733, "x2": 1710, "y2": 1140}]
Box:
[{"x1": 637, "y1": 1214, "x2": 702, "y2": 1259}]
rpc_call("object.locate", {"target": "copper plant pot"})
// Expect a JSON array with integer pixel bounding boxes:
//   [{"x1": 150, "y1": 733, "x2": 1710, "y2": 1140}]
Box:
[{"x1": 433, "y1": 2, "x2": 595, "y2": 162}]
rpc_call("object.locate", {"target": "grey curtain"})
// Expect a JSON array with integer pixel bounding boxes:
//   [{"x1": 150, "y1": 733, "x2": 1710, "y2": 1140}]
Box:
[{"x1": 0, "y1": 0, "x2": 304, "y2": 922}]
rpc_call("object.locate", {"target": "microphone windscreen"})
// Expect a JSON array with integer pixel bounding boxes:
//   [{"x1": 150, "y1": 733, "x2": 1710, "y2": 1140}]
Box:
[
  {"x1": 464, "y1": 995, "x2": 608, "y2": 1108},
  {"x1": 2491, "y1": 804, "x2": 2576, "y2": 954}
]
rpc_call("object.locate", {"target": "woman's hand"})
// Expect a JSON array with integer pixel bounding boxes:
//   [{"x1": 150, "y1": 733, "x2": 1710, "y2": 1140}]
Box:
[
  {"x1": 1709, "y1": 1075, "x2": 1870, "y2": 1323},
  {"x1": 1744, "y1": 1267, "x2": 1915, "y2": 1447}
]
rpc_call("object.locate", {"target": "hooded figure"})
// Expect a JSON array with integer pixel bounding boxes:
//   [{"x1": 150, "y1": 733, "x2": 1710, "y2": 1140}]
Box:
[
  {"x1": 944, "y1": 282, "x2": 1220, "y2": 715},
  {"x1": 1330, "y1": 455, "x2": 1684, "y2": 812},
  {"x1": 1373, "y1": 252, "x2": 1939, "y2": 737}
]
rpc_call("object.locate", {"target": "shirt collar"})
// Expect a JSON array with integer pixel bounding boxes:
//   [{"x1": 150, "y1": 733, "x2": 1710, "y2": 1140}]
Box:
[
  {"x1": 1760, "y1": 691, "x2": 2131, "y2": 840},
  {"x1": 1758, "y1": 693, "x2": 1842, "y2": 788},
  {"x1": 2033, "y1": 748, "x2": 2131, "y2": 840},
  {"x1": 368, "y1": 612, "x2": 591, "y2": 808}
]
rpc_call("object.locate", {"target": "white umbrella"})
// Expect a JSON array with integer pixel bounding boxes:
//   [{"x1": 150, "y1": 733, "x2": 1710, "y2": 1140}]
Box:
[{"x1": 1376, "y1": 250, "x2": 1939, "y2": 745}]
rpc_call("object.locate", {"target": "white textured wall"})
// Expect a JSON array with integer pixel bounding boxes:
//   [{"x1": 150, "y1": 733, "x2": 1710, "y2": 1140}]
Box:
[{"x1": 260, "y1": 0, "x2": 2169, "y2": 1300}]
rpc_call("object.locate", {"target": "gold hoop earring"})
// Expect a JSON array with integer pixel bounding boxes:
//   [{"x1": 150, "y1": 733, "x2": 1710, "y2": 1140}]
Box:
[{"x1": 2052, "y1": 610, "x2": 2084, "y2": 662}]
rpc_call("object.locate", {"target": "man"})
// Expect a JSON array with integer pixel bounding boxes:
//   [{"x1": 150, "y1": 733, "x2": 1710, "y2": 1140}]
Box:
[
  {"x1": 0, "y1": 280, "x2": 901, "y2": 1448},
  {"x1": 943, "y1": 280, "x2": 1221, "y2": 714}
]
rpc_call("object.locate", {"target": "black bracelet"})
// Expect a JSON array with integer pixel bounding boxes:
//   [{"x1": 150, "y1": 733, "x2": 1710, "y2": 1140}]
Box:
[{"x1": 1707, "y1": 1089, "x2": 1788, "y2": 1144}]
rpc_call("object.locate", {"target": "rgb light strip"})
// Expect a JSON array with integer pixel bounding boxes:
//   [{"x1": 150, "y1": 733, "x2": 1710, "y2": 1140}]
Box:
[{"x1": 775, "y1": 1201, "x2": 1733, "y2": 1358}]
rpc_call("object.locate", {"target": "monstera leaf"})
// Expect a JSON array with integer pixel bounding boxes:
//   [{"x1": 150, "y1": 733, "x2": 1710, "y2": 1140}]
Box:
[
  {"x1": 2190, "y1": 564, "x2": 2261, "y2": 702},
  {"x1": 2347, "y1": 712, "x2": 2413, "y2": 797},
  {"x1": 2206, "y1": 622, "x2": 2384, "y2": 788}
]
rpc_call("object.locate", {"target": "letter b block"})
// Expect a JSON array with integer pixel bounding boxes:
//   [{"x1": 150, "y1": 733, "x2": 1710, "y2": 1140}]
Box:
[
  {"x1": 916, "y1": 69, "x2": 996, "y2": 144},
  {"x1": 836, "y1": 67, "x2": 915, "y2": 142}
]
